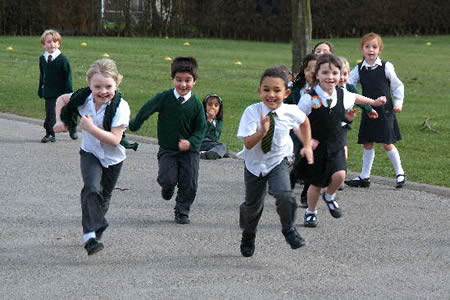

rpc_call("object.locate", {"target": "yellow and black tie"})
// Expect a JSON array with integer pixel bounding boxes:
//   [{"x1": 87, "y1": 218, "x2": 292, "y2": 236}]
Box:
[{"x1": 261, "y1": 112, "x2": 275, "y2": 153}]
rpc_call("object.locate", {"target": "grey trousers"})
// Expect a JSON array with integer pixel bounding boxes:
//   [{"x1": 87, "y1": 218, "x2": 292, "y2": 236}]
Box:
[
  {"x1": 200, "y1": 140, "x2": 227, "y2": 158},
  {"x1": 80, "y1": 150, "x2": 123, "y2": 234},
  {"x1": 157, "y1": 147, "x2": 200, "y2": 216},
  {"x1": 240, "y1": 158, "x2": 297, "y2": 234}
]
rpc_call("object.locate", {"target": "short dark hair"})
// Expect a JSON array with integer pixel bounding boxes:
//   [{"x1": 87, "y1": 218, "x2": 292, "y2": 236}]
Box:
[
  {"x1": 171, "y1": 56, "x2": 198, "y2": 80},
  {"x1": 260, "y1": 66, "x2": 289, "y2": 89},
  {"x1": 202, "y1": 94, "x2": 223, "y2": 121}
]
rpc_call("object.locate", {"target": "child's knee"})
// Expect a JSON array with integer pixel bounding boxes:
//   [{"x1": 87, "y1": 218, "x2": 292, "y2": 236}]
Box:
[
  {"x1": 383, "y1": 144, "x2": 394, "y2": 151},
  {"x1": 363, "y1": 143, "x2": 374, "y2": 150}
]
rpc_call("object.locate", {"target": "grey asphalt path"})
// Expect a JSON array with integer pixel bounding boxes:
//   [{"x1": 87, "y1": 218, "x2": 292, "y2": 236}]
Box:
[{"x1": 1, "y1": 113, "x2": 449, "y2": 299}]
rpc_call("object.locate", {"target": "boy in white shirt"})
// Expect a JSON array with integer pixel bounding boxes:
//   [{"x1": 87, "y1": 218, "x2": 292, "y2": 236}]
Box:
[{"x1": 237, "y1": 66, "x2": 313, "y2": 257}]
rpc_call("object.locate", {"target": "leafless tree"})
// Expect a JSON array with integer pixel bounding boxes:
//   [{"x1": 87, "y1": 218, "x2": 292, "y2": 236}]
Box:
[{"x1": 291, "y1": 0, "x2": 312, "y2": 73}]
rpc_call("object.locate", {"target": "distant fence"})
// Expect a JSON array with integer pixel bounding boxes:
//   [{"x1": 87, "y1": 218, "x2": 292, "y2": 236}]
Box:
[{"x1": 1, "y1": 0, "x2": 449, "y2": 40}]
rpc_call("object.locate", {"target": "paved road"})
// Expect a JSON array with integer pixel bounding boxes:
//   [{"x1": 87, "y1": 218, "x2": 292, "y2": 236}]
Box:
[{"x1": 1, "y1": 113, "x2": 449, "y2": 299}]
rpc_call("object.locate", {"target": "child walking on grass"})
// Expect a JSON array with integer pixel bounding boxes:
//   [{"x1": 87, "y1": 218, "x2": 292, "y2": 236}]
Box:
[
  {"x1": 237, "y1": 66, "x2": 313, "y2": 257},
  {"x1": 345, "y1": 32, "x2": 406, "y2": 189},
  {"x1": 54, "y1": 58, "x2": 130, "y2": 255}
]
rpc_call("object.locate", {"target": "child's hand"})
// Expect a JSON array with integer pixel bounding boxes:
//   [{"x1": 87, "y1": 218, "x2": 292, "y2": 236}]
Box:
[
  {"x1": 178, "y1": 139, "x2": 190, "y2": 151},
  {"x1": 207, "y1": 109, "x2": 216, "y2": 122},
  {"x1": 367, "y1": 109, "x2": 379, "y2": 119},
  {"x1": 79, "y1": 114, "x2": 95, "y2": 132},
  {"x1": 53, "y1": 121, "x2": 68, "y2": 133},
  {"x1": 373, "y1": 96, "x2": 387, "y2": 106},
  {"x1": 259, "y1": 113, "x2": 271, "y2": 135},
  {"x1": 393, "y1": 104, "x2": 402, "y2": 112},
  {"x1": 345, "y1": 109, "x2": 360, "y2": 122},
  {"x1": 311, "y1": 139, "x2": 320, "y2": 150},
  {"x1": 300, "y1": 146, "x2": 314, "y2": 165}
]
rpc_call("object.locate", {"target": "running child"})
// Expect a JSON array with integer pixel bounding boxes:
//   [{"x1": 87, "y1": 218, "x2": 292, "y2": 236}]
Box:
[
  {"x1": 295, "y1": 54, "x2": 386, "y2": 228},
  {"x1": 129, "y1": 57, "x2": 207, "y2": 225},
  {"x1": 237, "y1": 66, "x2": 313, "y2": 257},
  {"x1": 54, "y1": 58, "x2": 130, "y2": 255}
]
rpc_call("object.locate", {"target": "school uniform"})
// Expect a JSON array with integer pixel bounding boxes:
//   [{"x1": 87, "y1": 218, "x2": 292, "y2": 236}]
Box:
[
  {"x1": 38, "y1": 49, "x2": 72, "y2": 136},
  {"x1": 349, "y1": 57, "x2": 404, "y2": 144},
  {"x1": 237, "y1": 102, "x2": 306, "y2": 234},
  {"x1": 77, "y1": 93, "x2": 130, "y2": 243},
  {"x1": 129, "y1": 89, "x2": 207, "y2": 217},
  {"x1": 296, "y1": 85, "x2": 356, "y2": 187},
  {"x1": 200, "y1": 118, "x2": 228, "y2": 158}
]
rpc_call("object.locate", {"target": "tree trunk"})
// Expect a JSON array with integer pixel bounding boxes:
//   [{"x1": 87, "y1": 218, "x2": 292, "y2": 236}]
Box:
[{"x1": 291, "y1": 0, "x2": 311, "y2": 73}]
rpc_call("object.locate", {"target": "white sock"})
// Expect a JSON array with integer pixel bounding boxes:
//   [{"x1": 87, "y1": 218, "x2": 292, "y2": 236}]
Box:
[
  {"x1": 386, "y1": 146, "x2": 404, "y2": 175},
  {"x1": 306, "y1": 209, "x2": 317, "y2": 215},
  {"x1": 325, "y1": 192, "x2": 336, "y2": 201},
  {"x1": 360, "y1": 148, "x2": 375, "y2": 179},
  {"x1": 83, "y1": 232, "x2": 96, "y2": 243}
]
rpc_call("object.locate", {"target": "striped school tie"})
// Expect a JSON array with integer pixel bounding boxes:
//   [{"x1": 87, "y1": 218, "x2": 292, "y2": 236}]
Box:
[
  {"x1": 178, "y1": 96, "x2": 185, "y2": 104},
  {"x1": 261, "y1": 112, "x2": 275, "y2": 153},
  {"x1": 47, "y1": 55, "x2": 52, "y2": 63}
]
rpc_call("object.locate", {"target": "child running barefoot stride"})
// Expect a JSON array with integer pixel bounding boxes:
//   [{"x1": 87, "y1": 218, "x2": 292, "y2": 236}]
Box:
[
  {"x1": 345, "y1": 32, "x2": 406, "y2": 189},
  {"x1": 237, "y1": 66, "x2": 313, "y2": 257},
  {"x1": 295, "y1": 54, "x2": 386, "y2": 228},
  {"x1": 200, "y1": 93, "x2": 228, "y2": 159},
  {"x1": 54, "y1": 58, "x2": 130, "y2": 255}
]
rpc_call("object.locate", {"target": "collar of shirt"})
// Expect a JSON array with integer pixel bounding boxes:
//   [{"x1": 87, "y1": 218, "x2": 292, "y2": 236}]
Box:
[
  {"x1": 87, "y1": 93, "x2": 111, "y2": 117},
  {"x1": 314, "y1": 85, "x2": 337, "y2": 107},
  {"x1": 360, "y1": 57, "x2": 382, "y2": 70},
  {"x1": 173, "y1": 89, "x2": 192, "y2": 103},
  {"x1": 44, "y1": 49, "x2": 61, "y2": 61}
]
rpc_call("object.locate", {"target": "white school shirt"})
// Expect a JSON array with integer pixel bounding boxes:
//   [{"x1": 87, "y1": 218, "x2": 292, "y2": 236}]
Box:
[
  {"x1": 237, "y1": 102, "x2": 307, "y2": 177},
  {"x1": 297, "y1": 85, "x2": 356, "y2": 116},
  {"x1": 348, "y1": 57, "x2": 404, "y2": 106},
  {"x1": 78, "y1": 93, "x2": 130, "y2": 167},
  {"x1": 43, "y1": 49, "x2": 61, "y2": 61},
  {"x1": 173, "y1": 89, "x2": 192, "y2": 104}
]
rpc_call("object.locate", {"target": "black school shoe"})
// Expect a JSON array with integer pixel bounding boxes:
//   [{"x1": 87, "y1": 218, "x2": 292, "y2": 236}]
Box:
[
  {"x1": 345, "y1": 176, "x2": 370, "y2": 187},
  {"x1": 304, "y1": 212, "x2": 318, "y2": 227},
  {"x1": 240, "y1": 232, "x2": 256, "y2": 257},
  {"x1": 84, "y1": 238, "x2": 104, "y2": 256},
  {"x1": 282, "y1": 228, "x2": 306, "y2": 249},
  {"x1": 322, "y1": 193, "x2": 342, "y2": 218},
  {"x1": 161, "y1": 187, "x2": 175, "y2": 200},
  {"x1": 396, "y1": 174, "x2": 407, "y2": 188},
  {"x1": 175, "y1": 212, "x2": 190, "y2": 224},
  {"x1": 69, "y1": 129, "x2": 78, "y2": 140},
  {"x1": 41, "y1": 135, "x2": 55, "y2": 143}
]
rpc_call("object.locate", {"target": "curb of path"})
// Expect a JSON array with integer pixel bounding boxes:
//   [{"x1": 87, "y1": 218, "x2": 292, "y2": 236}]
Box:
[{"x1": 2, "y1": 112, "x2": 449, "y2": 198}]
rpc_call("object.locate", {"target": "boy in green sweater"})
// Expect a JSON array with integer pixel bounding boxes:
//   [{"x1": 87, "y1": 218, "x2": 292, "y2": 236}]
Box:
[
  {"x1": 38, "y1": 29, "x2": 73, "y2": 143},
  {"x1": 129, "y1": 56, "x2": 207, "y2": 224}
]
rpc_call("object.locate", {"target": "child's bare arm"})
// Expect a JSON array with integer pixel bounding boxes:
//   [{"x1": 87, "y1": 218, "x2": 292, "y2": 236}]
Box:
[
  {"x1": 354, "y1": 94, "x2": 386, "y2": 107},
  {"x1": 295, "y1": 118, "x2": 313, "y2": 164},
  {"x1": 79, "y1": 114, "x2": 125, "y2": 146},
  {"x1": 54, "y1": 93, "x2": 73, "y2": 132}
]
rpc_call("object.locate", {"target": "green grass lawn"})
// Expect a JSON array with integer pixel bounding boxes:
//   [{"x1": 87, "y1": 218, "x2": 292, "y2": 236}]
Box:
[{"x1": 1, "y1": 35, "x2": 449, "y2": 187}]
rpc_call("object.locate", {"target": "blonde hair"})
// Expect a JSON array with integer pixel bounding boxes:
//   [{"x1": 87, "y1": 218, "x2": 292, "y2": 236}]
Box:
[
  {"x1": 86, "y1": 58, "x2": 123, "y2": 86},
  {"x1": 40, "y1": 29, "x2": 62, "y2": 45},
  {"x1": 360, "y1": 32, "x2": 384, "y2": 52},
  {"x1": 337, "y1": 56, "x2": 351, "y2": 72}
]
